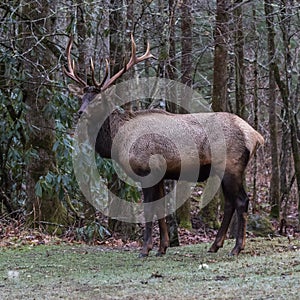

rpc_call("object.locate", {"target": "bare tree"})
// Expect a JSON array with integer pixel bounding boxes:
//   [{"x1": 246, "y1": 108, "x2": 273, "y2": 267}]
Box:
[
  {"x1": 212, "y1": 0, "x2": 229, "y2": 112},
  {"x1": 176, "y1": 0, "x2": 193, "y2": 230},
  {"x1": 264, "y1": 0, "x2": 281, "y2": 219},
  {"x1": 200, "y1": 0, "x2": 230, "y2": 229},
  {"x1": 275, "y1": 0, "x2": 300, "y2": 224},
  {"x1": 234, "y1": 0, "x2": 245, "y2": 118}
]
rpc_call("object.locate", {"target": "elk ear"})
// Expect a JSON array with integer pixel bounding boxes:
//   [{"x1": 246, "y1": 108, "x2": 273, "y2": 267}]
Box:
[{"x1": 68, "y1": 84, "x2": 84, "y2": 98}]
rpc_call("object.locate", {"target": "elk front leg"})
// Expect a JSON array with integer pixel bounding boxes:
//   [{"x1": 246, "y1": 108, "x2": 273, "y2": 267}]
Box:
[
  {"x1": 157, "y1": 217, "x2": 169, "y2": 256},
  {"x1": 141, "y1": 181, "x2": 168, "y2": 257},
  {"x1": 140, "y1": 196, "x2": 154, "y2": 257}
]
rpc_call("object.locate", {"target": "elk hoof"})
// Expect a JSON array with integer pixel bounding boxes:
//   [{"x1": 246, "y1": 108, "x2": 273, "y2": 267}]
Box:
[
  {"x1": 208, "y1": 244, "x2": 219, "y2": 253},
  {"x1": 139, "y1": 252, "x2": 149, "y2": 258},
  {"x1": 229, "y1": 246, "x2": 243, "y2": 256}
]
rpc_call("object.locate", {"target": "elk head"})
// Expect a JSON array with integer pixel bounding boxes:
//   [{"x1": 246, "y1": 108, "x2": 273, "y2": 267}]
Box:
[{"x1": 64, "y1": 35, "x2": 155, "y2": 116}]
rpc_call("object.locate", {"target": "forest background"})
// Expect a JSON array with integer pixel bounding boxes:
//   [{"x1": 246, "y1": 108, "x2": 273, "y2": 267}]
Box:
[{"x1": 0, "y1": 0, "x2": 299, "y2": 245}]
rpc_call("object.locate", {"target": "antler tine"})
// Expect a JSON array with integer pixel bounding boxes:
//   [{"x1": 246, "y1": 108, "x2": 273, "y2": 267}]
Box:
[
  {"x1": 100, "y1": 59, "x2": 110, "y2": 87},
  {"x1": 137, "y1": 41, "x2": 153, "y2": 62},
  {"x1": 126, "y1": 34, "x2": 137, "y2": 67},
  {"x1": 64, "y1": 36, "x2": 87, "y2": 88},
  {"x1": 90, "y1": 58, "x2": 99, "y2": 87},
  {"x1": 90, "y1": 57, "x2": 110, "y2": 89},
  {"x1": 101, "y1": 34, "x2": 154, "y2": 91},
  {"x1": 126, "y1": 34, "x2": 154, "y2": 68}
]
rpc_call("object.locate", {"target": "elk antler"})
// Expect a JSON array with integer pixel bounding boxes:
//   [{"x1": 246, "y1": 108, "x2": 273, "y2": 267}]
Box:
[
  {"x1": 100, "y1": 34, "x2": 154, "y2": 91},
  {"x1": 64, "y1": 36, "x2": 88, "y2": 88},
  {"x1": 64, "y1": 34, "x2": 154, "y2": 91},
  {"x1": 90, "y1": 57, "x2": 109, "y2": 89}
]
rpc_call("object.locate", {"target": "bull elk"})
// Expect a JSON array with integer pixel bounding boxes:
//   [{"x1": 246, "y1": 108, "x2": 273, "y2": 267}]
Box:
[{"x1": 64, "y1": 35, "x2": 264, "y2": 257}]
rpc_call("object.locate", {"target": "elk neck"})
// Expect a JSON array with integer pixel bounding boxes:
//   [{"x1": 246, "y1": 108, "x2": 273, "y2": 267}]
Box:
[{"x1": 95, "y1": 108, "x2": 133, "y2": 159}]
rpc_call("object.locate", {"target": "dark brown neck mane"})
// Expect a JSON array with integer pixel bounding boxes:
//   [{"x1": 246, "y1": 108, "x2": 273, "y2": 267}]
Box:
[
  {"x1": 95, "y1": 109, "x2": 132, "y2": 158},
  {"x1": 94, "y1": 108, "x2": 170, "y2": 159}
]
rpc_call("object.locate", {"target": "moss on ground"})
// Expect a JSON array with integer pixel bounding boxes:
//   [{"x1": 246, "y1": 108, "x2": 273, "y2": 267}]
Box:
[{"x1": 0, "y1": 237, "x2": 299, "y2": 299}]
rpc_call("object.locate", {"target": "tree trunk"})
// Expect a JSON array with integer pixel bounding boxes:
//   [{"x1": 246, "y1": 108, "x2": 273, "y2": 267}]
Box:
[
  {"x1": 107, "y1": 0, "x2": 136, "y2": 238},
  {"x1": 200, "y1": 0, "x2": 229, "y2": 229},
  {"x1": 292, "y1": 90, "x2": 300, "y2": 228},
  {"x1": 180, "y1": 0, "x2": 193, "y2": 89},
  {"x1": 277, "y1": 1, "x2": 291, "y2": 220},
  {"x1": 276, "y1": 0, "x2": 300, "y2": 225},
  {"x1": 0, "y1": 57, "x2": 17, "y2": 214},
  {"x1": 22, "y1": 0, "x2": 70, "y2": 233},
  {"x1": 164, "y1": 0, "x2": 180, "y2": 247},
  {"x1": 251, "y1": 5, "x2": 259, "y2": 214},
  {"x1": 264, "y1": 0, "x2": 281, "y2": 219},
  {"x1": 234, "y1": 0, "x2": 245, "y2": 118},
  {"x1": 211, "y1": 0, "x2": 229, "y2": 112},
  {"x1": 229, "y1": 0, "x2": 246, "y2": 238},
  {"x1": 176, "y1": 0, "x2": 193, "y2": 230}
]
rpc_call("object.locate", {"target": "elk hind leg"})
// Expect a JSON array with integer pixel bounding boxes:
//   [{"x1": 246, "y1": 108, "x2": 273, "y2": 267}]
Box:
[
  {"x1": 230, "y1": 186, "x2": 249, "y2": 256},
  {"x1": 208, "y1": 198, "x2": 235, "y2": 253},
  {"x1": 208, "y1": 173, "x2": 237, "y2": 253},
  {"x1": 140, "y1": 220, "x2": 153, "y2": 257}
]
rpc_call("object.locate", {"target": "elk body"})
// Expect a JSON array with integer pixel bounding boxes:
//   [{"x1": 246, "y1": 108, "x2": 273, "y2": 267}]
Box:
[{"x1": 65, "y1": 36, "x2": 264, "y2": 257}]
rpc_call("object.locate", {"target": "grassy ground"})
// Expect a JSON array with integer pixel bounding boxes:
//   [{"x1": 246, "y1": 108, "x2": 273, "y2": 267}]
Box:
[{"x1": 0, "y1": 237, "x2": 299, "y2": 300}]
